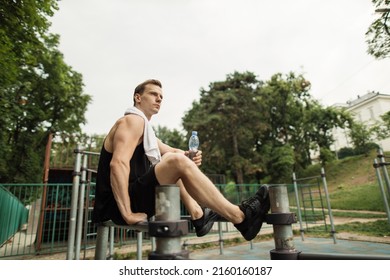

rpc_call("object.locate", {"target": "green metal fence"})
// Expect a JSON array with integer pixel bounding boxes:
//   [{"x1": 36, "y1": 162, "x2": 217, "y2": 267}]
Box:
[
  {"x1": 0, "y1": 186, "x2": 29, "y2": 248},
  {"x1": 0, "y1": 183, "x2": 75, "y2": 258},
  {"x1": 0, "y1": 182, "x2": 267, "y2": 259},
  {"x1": 1, "y1": 180, "x2": 330, "y2": 259}
]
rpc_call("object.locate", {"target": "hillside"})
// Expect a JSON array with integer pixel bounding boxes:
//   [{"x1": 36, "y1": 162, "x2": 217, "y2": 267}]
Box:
[{"x1": 296, "y1": 149, "x2": 388, "y2": 211}]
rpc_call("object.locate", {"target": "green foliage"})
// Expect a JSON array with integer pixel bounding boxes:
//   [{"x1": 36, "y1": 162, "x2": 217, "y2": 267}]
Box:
[
  {"x1": 268, "y1": 145, "x2": 295, "y2": 183},
  {"x1": 319, "y1": 147, "x2": 336, "y2": 165},
  {"x1": 154, "y1": 125, "x2": 187, "y2": 150},
  {"x1": 0, "y1": 1, "x2": 91, "y2": 182},
  {"x1": 373, "y1": 110, "x2": 390, "y2": 140},
  {"x1": 366, "y1": 0, "x2": 390, "y2": 59},
  {"x1": 337, "y1": 147, "x2": 357, "y2": 159},
  {"x1": 182, "y1": 71, "x2": 352, "y2": 184},
  {"x1": 182, "y1": 71, "x2": 263, "y2": 184},
  {"x1": 348, "y1": 122, "x2": 378, "y2": 156}
]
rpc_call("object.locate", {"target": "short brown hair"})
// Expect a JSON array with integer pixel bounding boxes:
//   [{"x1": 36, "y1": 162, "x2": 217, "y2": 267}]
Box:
[{"x1": 133, "y1": 79, "x2": 162, "y2": 105}]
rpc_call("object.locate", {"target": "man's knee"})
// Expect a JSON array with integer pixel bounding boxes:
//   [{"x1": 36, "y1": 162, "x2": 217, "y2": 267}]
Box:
[{"x1": 163, "y1": 152, "x2": 193, "y2": 170}]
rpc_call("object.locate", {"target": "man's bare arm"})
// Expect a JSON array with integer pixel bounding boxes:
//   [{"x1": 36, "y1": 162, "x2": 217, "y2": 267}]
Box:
[{"x1": 108, "y1": 115, "x2": 147, "y2": 224}]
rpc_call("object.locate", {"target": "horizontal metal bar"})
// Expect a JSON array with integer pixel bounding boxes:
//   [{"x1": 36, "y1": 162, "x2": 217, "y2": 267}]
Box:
[
  {"x1": 294, "y1": 175, "x2": 320, "y2": 182},
  {"x1": 86, "y1": 168, "x2": 97, "y2": 173},
  {"x1": 82, "y1": 151, "x2": 100, "y2": 156},
  {"x1": 101, "y1": 220, "x2": 149, "y2": 232}
]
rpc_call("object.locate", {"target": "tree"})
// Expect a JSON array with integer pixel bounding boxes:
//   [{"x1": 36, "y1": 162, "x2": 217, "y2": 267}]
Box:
[
  {"x1": 373, "y1": 110, "x2": 390, "y2": 140},
  {"x1": 0, "y1": 0, "x2": 58, "y2": 89},
  {"x1": 348, "y1": 122, "x2": 377, "y2": 156},
  {"x1": 154, "y1": 125, "x2": 187, "y2": 150},
  {"x1": 258, "y1": 72, "x2": 314, "y2": 177},
  {"x1": 182, "y1": 71, "x2": 264, "y2": 186},
  {"x1": 366, "y1": 0, "x2": 390, "y2": 59},
  {"x1": 305, "y1": 104, "x2": 352, "y2": 165},
  {"x1": 256, "y1": 73, "x2": 351, "y2": 177},
  {"x1": 0, "y1": 2, "x2": 91, "y2": 183},
  {"x1": 182, "y1": 71, "x2": 352, "y2": 185}
]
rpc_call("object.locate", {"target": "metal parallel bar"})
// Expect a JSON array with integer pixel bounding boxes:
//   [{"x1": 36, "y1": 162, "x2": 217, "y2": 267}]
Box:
[
  {"x1": 101, "y1": 220, "x2": 149, "y2": 232},
  {"x1": 81, "y1": 150, "x2": 100, "y2": 156},
  {"x1": 74, "y1": 154, "x2": 88, "y2": 260},
  {"x1": 66, "y1": 145, "x2": 83, "y2": 260},
  {"x1": 374, "y1": 159, "x2": 390, "y2": 224},
  {"x1": 378, "y1": 149, "x2": 390, "y2": 199},
  {"x1": 292, "y1": 172, "x2": 305, "y2": 241},
  {"x1": 320, "y1": 168, "x2": 336, "y2": 244}
]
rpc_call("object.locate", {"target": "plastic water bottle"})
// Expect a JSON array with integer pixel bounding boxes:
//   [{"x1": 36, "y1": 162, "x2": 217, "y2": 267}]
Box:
[{"x1": 188, "y1": 131, "x2": 199, "y2": 160}]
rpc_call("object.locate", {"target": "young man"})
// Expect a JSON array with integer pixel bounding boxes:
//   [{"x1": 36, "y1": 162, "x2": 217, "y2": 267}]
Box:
[{"x1": 92, "y1": 79, "x2": 270, "y2": 241}]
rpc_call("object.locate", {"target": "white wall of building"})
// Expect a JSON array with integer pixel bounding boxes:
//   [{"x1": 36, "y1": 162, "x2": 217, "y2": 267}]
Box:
[{"x1": 332, "y1": 92, "x2": 390, "y2": 152}]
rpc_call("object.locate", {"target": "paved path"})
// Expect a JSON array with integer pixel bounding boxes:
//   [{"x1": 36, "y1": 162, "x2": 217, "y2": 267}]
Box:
[{"x1": 190, "y1": 236, "x2": 390, "y2": 260}]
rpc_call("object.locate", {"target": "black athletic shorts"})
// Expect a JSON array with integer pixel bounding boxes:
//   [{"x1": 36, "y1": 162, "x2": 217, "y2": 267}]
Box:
[{"x1": 129, "y1": 164, "x2": 160, "y2": 219}]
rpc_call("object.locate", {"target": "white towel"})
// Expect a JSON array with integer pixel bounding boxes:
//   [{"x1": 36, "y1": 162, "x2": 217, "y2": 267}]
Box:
[{"x1": 124, "y1": 106, "x2": 161, "y2": 165}]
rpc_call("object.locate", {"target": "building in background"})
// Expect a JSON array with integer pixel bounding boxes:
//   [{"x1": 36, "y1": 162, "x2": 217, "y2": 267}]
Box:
[{"x1": 332, "y1": 92, "x2": 390, "y2": 152}]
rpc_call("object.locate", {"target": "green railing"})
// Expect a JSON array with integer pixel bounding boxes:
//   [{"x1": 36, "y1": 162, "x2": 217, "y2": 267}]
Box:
[
  {"x1": 1, "y1": 181, "x2": 326, "y2": 259},
  {"x1": 0, "y1": 183, "x2": 76, "y2": 258},
  {"x1": 0, "y1": 186, "x2": 29, "y2": 247},
  {"x1": 1, "y1": 182, "x2": 269, "y2": 259}
]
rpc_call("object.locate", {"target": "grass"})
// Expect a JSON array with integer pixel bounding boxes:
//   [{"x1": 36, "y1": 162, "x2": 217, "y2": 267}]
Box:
[
  {"x1": 303, "y1": 220, "x2": 390, "y2": 238},
  {"x1": 295, "y1": 149, "x2": 388, "y2": 211}
]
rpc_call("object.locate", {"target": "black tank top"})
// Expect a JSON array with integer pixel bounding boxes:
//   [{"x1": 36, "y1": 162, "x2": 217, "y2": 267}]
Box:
[{"x1": 92, "y1": 142, "x2": 149, "y2": 224}]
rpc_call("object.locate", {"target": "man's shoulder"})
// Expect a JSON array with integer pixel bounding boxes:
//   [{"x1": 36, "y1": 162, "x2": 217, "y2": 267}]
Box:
[
  {"x1": 105, "y1": 115, "x2": 144, "y2": 149},
  {"x1": 121, "y1": 114, "x2": 145, "y2": 126}
]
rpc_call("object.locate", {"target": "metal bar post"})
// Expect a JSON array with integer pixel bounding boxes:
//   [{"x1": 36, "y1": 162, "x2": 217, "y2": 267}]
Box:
[
  {"x1": 269, "y1": 185, "x2": 300, "y2": 260},
  {"x1": 109, "y1": 226, "x2": 114, "y2": 260},
  {"x1": 148, "y1": 184, "x2": 189, "y2": 259},
  {"x1": 136, "y1": 231, "x2": 143, "y2": 260},
  {"x1": 218, "y1": 221, "x2": 224, "y2": 255},
  {"x1": 374, "y1": 159, "x2": 390, "y2": 224},
  {"x1": 320, "y1": 168, "x2": 337, "y2": 244},
  {"x1": 292, "y1": 172, "x2": 305, "y2": 241},
  {"x1": 66, "y1": 145, "x2": 83, "y2": 260},
  {"x1": 95, "y1": 225, "x2": 109, "y2": 260},
  {"x1": 378, "y1": 149, "x2": 390, "y2": 198},
  {"x1": 74, "y1": 153, "x2": 88, "y2": 259}
]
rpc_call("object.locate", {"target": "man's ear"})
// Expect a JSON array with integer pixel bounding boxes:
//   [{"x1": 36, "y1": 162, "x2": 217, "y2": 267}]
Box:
[{"x1": 134, "y1": 93, "x2": 141, "y2": 103}]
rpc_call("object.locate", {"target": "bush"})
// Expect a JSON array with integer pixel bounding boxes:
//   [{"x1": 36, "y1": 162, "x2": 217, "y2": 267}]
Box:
[{"x1": 337, "y1": 147, "x2": 356, "y2": 159}]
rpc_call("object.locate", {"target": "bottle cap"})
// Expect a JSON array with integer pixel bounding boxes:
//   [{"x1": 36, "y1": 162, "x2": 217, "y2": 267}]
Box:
[{"x1": 192, "y1": 131, "x2": 197, "y2": 136}]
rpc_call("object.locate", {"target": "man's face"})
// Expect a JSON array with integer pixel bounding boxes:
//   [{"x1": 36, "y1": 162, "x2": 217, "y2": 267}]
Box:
[{"x1": 135, "y1": 84, "x2": 163, "y2": 117}]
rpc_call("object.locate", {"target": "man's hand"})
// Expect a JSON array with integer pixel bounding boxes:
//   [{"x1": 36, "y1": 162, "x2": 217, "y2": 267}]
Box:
[
  {"x1": 186, "y1": 150, "x2": 202, "y2": 166},
  {"x1": 123, "y1": 212, "x2": 148, "y2": 225}
]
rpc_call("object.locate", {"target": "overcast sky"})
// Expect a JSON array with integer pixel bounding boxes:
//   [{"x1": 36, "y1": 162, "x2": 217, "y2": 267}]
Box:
[{"x1": 50, "y1": 0, "x2": 390, "y2": 135}]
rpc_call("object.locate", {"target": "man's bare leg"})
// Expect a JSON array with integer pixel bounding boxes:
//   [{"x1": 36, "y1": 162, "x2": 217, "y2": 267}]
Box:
[
  {"x1": 155, "y1": 152, "x2": 270, "y2": 241},
  {"x1": 176, "y1": 179, "x2": 203, "y2": 220},
  {"x1": 155, "y1": 153, "x2": 244, "y2": 224}
]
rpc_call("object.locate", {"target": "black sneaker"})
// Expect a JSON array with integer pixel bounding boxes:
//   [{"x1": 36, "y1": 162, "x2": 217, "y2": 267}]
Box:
[
  {"x1": 234, "y1": 185, "x2": 270, "y2": 241},
  {"x1": 191, "y1": 208, "x2": 220, "y2": 237}
]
